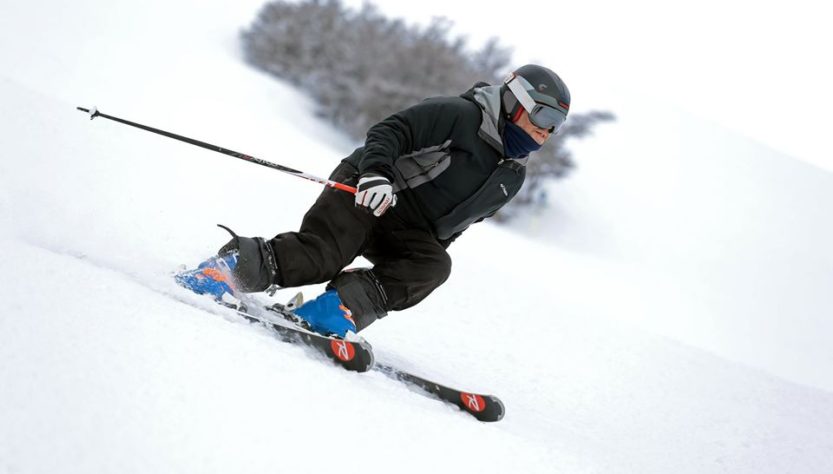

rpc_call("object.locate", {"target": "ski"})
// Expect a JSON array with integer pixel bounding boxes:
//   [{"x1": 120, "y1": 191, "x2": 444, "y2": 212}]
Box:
[
  {"x1": 240, "y1": 298, "x2": 504, "y2": 421},
  {"x1": 256, "y1": 301, "x2": 505, "y2": 421},
  {"x1": 237, "y1": 300, "x2": 503, "y2": 420},
  {"x1": 172, "y1": 270, "x2": 502, "y2": 420},
  {"x1": 374, "y1": 363, "x2": 506, "y2": 422},
  {"x1": 237, "y1": 305, "x2": 375, "y2": 373}
]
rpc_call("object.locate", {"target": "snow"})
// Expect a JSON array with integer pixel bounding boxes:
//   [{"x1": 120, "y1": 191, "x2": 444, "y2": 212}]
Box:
[{"x1": 2, "y1": 1, "x2": 833, "y2": 473}]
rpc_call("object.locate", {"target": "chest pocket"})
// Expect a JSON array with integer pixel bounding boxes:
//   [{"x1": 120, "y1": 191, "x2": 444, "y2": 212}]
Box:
[{"x1": 393, "y1": 140, "x2": 452, "y2": 191}]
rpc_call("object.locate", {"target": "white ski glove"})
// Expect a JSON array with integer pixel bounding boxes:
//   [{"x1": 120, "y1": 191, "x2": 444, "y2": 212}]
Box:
[{"x1": 355, "y1": 173, "x2": 397, "y2": 217}]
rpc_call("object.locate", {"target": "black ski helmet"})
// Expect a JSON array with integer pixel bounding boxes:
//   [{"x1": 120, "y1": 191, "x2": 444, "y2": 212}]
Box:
[{"x1": 502, "y1": 64, "x2": 571, "y2": 132}]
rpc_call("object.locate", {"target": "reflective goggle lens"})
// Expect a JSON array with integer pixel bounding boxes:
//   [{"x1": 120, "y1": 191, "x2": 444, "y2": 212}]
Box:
[{"x1": 529, "y1": 104, "x2": 566, "y2": 132}]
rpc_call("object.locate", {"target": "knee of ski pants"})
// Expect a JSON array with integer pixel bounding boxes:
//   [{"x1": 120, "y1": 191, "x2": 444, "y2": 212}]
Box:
[
  {"x1": 401, "y1": 238, "x2": 453, "y2": 288},
  {"x1": 398, "y1": 250, "x2": 452, "y2": 309},
  {"x1": 431, "y1": 251, "x2": 453, "y2": 285},
  {"x1": 405, "y1": 251, "x2": 452, "y2": 289}
]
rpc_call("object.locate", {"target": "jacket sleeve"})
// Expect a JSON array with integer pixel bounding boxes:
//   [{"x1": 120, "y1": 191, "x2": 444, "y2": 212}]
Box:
[{"x1": 359, "y1": 97, "x2": 469, "y2": 181}]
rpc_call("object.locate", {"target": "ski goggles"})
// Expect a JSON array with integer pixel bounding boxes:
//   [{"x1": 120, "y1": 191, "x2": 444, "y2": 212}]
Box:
[{"x1": 505, "y1": 73, "x2": 568, "y2": 133}]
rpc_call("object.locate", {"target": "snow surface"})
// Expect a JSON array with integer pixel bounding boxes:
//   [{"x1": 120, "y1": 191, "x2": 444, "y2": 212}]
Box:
[{"x1": 2, "y1": 1, "x2": 833, "y2": 473}]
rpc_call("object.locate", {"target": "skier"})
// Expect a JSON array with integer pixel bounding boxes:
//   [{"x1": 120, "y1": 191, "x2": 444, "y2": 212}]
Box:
[{"x1": 176, "y1": 64, "x2": 570, "y2": 338}]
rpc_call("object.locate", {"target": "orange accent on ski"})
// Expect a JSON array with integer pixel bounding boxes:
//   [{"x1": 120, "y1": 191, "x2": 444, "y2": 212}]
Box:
[
  {"x1": 460, "y1": 393, "x2": 487, "y2": 413},
  {"x1": 330, "y1": 340, "x2": 356, "y2": 362}
]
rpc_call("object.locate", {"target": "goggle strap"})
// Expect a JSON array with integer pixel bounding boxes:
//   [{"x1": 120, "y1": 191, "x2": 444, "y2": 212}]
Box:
[{"x1": 505, "y1": 74, "x2": 538, "y2": 115}]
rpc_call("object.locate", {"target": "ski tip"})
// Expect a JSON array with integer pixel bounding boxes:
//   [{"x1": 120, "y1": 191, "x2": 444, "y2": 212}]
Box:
[
  {"x1": 460, "y1": 392, "x2": 505, "y2": 422},
  {"x1": 487, "y1": 396, "x2": 506, "y2": 422},
  {"x1": 360, "y1": 339, "x2": 375, "y2": 370}
]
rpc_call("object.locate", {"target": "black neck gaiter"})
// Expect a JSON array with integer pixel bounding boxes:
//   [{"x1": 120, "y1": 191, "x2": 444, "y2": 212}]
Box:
[{"x1": 502, "y1": 120, "x2": 542, "y2": 158}]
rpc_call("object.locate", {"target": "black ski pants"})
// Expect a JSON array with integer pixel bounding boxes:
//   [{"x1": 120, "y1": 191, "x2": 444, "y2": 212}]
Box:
[{"x1": 269, "y1": 162, "x2": 452, "y2": 330}]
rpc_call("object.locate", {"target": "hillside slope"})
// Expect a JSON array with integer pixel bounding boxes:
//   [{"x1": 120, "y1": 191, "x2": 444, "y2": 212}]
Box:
[
  {"x1": 2, "y1": 1, "x2": 832, "y2": 472},
  {"x1": 2, "y1": 61, "x2": 833, "y2": 474}
]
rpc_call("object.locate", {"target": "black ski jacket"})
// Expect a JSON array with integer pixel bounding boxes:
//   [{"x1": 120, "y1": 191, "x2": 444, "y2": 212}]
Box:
[{"x1": 343, "y1": 82, "x2": 527, "y2": 244}]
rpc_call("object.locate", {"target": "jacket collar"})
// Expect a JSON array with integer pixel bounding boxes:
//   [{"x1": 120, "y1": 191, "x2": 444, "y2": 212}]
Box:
[
  {"x1": 466, "y1": 84, "x2": 504, "y2": 154},
  {"x1": 465, "y1": 84, "x2": 528, "y2": 166}
]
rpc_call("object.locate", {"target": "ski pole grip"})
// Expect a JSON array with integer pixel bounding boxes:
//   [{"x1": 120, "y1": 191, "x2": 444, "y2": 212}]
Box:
[{"x1": 330, "y1": 181, "x2": 358, "y2": 194}]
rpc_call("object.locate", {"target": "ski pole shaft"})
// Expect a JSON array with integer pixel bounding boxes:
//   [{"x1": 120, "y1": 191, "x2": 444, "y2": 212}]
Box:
[{"x1": 75, "y1": 106, "x2": 358, "y2": 194}]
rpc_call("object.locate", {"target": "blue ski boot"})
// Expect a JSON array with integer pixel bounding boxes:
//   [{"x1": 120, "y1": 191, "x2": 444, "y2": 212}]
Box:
[
  {"x1": 175, "y1": 252, "x2": 243, "y2": 308},
  {"x1": 291, "y1": 290, "x2": 357, "y2": 338}
]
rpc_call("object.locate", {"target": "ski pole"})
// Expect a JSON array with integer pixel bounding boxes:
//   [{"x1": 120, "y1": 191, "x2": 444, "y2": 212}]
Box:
[{"x1": 75, "y1": 106, "x2": 358, "y2": 195}]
